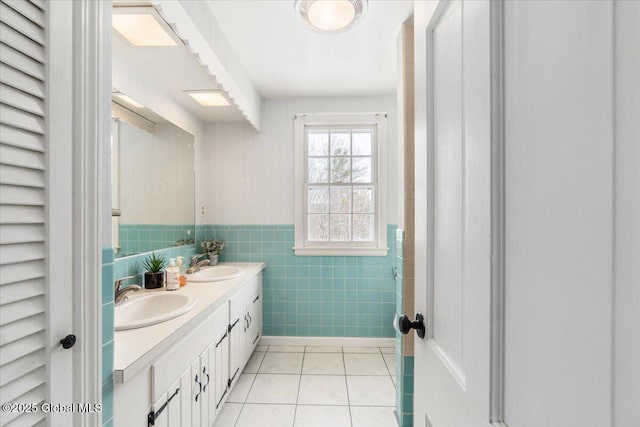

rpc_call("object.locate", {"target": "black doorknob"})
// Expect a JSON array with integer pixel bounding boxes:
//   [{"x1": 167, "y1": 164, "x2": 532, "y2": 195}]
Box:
[
  {"x1": 60, "y1": 334, "x2": 76, "y2": 349},
  {"x1": 398, "y1": 313, "x2": 426, "y2": 339}
]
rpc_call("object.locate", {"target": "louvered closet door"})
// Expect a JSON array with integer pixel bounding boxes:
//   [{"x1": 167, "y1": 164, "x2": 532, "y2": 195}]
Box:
[{"x1": 0, "y1": 1, "x2": 71, "y2": 426}]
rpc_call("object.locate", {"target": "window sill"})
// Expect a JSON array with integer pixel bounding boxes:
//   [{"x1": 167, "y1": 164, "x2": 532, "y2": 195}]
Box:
[{"x1": 293, "y1": 246, "x2": 389, "y2": 257}]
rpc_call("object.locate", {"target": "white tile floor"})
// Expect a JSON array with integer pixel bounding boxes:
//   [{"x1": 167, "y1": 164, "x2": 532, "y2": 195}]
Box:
[{"x1": 214, "y1": 345, "x2": 398, "y2": 427}]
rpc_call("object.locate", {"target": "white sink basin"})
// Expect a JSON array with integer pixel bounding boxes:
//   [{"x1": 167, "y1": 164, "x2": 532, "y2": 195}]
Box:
[
  {"x1": 187, "y1": 266, "x2": 244, "y2": 283},
  {"x1": 115, "y1": 293, "x2": 196, "y2": 331}
]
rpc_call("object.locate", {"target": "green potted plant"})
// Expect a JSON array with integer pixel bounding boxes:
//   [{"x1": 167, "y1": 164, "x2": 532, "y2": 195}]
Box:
[
  {"x1": 143, "y1": 252, "x2": 166, "y2": 289},
  {"x1": 200, "y1": 239, "x2": 225, "y2": 266}
]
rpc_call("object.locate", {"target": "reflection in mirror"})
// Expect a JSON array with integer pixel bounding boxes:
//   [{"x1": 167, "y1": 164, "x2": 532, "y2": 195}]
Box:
[{"x1": 111, "y1": 101, "x2": 195, "y2": 258}]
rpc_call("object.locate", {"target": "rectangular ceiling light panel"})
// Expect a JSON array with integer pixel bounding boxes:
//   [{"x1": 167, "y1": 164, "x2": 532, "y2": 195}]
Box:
[
  {"x1": 113, "y1": 7, "x2": 179, "y2": 47},
  {"x1": 187, "y1": 91, "x2": 231, "y2": 107}
]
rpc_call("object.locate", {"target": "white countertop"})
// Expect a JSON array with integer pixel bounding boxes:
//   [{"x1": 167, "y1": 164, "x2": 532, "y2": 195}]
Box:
[{"x1": 113, "y1": 262, "x2": 265, "y2": 384}]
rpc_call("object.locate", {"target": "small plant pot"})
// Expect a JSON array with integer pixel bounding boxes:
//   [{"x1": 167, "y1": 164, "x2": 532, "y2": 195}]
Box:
[
  {"x1": 145, "y1": 271, "x2": 165, "y2": 289},
  {"x1": 207, "y1": 254, "x2": 219, "y2": 266}
]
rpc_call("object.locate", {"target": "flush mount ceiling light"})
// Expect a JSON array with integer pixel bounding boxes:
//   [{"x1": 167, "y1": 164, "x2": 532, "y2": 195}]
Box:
[
  {"x1": 295, "y1": 0, "x2": 368, "y2": 32},
  {"x1": 185, "y1": 91, "x2": 231, "y2": 107},
  {"x1": 112, "y1": 7, "x2": 180, "y2": 47},
  {"x1": 112, "y1": 92, "x2": 144, "y2": 109}
]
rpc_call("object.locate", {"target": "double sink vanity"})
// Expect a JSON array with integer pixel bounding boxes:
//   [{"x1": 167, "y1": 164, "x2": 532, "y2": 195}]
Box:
[{"x1": 113, "y1": 262, "x2": 265, "y2": 427}]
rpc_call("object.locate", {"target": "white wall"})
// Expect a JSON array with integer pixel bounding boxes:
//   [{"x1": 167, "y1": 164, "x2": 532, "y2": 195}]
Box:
[
  {"x1": 201, "y1": 96, "x2": 399, "y2": 225},
  {"x1": 614, "y1": 1, "x2": 640, "y2": 425},
  {"x1": 503, "y1": 2, "x2": 615, "y2": 426}
]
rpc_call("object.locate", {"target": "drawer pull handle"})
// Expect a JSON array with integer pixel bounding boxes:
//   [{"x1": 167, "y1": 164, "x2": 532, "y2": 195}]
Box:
[
  {"x1": 253, "y1": 294, "x2": 260, "y2": 303},
  {"x1": 194, "y1": 374, "x2": 202, "y2": 402},
  {"x1": 247, "y1": 313, "x2": 252, "y2": 326}
]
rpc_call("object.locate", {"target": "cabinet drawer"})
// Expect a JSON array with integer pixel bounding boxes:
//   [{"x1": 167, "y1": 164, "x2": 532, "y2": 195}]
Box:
[{"x1": 151, "y1": 304, "x2": 228, "y2": 403}]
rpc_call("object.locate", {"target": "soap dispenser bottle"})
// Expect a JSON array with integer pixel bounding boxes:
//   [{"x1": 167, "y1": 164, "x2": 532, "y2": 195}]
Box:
[
  {"x1": 176, "y1": 256, "x2": 186, "y2": 287},
  {"x1": 166, "y1": 258, "x2": 180, "y2": 291}
]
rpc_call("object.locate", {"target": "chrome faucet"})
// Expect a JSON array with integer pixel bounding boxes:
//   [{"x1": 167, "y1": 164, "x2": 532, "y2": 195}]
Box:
[
  {"x1": 114, "y1": 275, "x2": 141, "y2": 305},
  {"x1": 187, "y1": 254, "x2": 210, "y2": 274}
]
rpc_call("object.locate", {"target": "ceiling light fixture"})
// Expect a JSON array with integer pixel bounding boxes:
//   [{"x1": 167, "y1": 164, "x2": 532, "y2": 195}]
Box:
[
  {"x1": 295, "y1": 0, "x2": 368, "y2": 33},
  {"x1": 185, "y1": 91, "x2": 231, "y2": 107},
  {"x1": 112, "y1": 7, "x2": 180, "y2": 47}
]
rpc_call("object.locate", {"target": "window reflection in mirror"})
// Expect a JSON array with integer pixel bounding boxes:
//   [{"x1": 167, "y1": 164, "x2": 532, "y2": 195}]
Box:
[{"x1": 111, "y1": 104, "x2": 195, "y2": 258}]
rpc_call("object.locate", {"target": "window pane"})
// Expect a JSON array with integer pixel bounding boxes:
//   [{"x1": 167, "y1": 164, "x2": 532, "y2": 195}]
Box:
[
  {"x1": 330, "y1": 214, "x2": 351, "y2": 241},
  {"x1": 330, "y1": 186, "x2": 351, "y2": 213},
  {"x1": 308, "y1": 130, "x2": 329, "y2": 156},
  {"x1": 352, "y1": 157, "x2": 372, "y2": 183},
  {"x1": 330, "y1": 157, "x2": 351, "y2": 183},
  {"x1": 308, "y1": 214, "x2": 329, "y2": 241},
  {"x1": 308, "y1": 186, "x2": 329, "y2": 213},
  {"x1": 308, "y1": 158, "x2": 329, "y2": 183},
  {"x1": 353, "y1": 214, "x2": 374, "y2": 241},
  {"x1": 330, "y1": 131, "x2": 351, "y2": 155},
  {"x1": 353, "y1": 187, "x2": 374, "y2": 213},
  {"x1": 353, "y1": 130, "x2": 372, "y2": 155}
]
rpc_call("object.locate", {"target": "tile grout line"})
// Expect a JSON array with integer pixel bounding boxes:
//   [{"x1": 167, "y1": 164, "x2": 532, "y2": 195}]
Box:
[
  {"x1": 292, "y1": 349, "x2": 308, "y2": 426},
  {"x1": 234, "y1": 350, "x2": 268, "y2": 427},
  {"x1": 341, "y1": 346, "x2": 354, "y2": 427}
]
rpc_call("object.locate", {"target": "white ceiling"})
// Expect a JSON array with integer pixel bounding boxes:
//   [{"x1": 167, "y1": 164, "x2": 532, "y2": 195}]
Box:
[{"x1": 206, "y1": 0, "x2": 414, "y2": 97}]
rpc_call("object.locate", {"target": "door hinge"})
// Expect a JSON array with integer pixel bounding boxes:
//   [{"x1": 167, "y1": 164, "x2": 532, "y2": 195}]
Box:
[
  {"x1": 147, "y1": 387, "x2": 180, "y2": 426},
  {"x1": 215, "y1": 330, "x2": 228, "y2": 347},
  {"x1": 228, "y1": 318, "x2": 239, "y2": 332}
]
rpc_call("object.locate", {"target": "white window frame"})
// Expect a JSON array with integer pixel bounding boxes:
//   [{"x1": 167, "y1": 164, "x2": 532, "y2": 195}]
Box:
[{"x1": 294, "y1": 113, "x2": 388, "y2": 256}]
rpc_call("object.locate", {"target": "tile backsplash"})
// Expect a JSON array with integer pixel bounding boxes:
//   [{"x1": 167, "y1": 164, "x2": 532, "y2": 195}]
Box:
[
  {"x1": 117, "y1": 224, "x2": 195, "y2": 256},
  {"x1": 202, "y1": 224, "x2": 397, "y2": 338}
]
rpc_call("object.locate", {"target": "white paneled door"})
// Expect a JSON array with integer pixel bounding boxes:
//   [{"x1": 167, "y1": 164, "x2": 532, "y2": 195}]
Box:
[
  {"x1": 412, "y1": 0, "x2": 493, "y2": 425},
  {"x1": 413, "y1": 1, "x2": 640, "y2": 426}
]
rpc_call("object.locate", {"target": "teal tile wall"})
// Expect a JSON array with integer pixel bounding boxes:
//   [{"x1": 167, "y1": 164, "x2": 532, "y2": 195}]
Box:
[
  {"x1": 394, "y1": 229, "x2": 413, "y2": 427},
  {"x1": 401, "y1": 356, "x2": 415, "y2": 427},
  {"x1": 117, "y1": 224, "x2": 195, "y2": 257},
  {"x1": 101, "y1": 246, "x2": 114, "y2": 427},
  {"x1": 204, "y1": 224, "x2": 397, "y2": 338}
]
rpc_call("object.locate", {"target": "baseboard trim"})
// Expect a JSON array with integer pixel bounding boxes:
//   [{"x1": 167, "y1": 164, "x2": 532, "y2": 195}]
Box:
[{"x1": 259, "y1": 336, "x2": 395, "y2": 348}]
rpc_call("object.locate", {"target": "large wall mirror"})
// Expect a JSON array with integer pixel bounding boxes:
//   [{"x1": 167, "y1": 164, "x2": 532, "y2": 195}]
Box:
[{"x1": 111, "y1": 101, "x2": 195, "y2": 258}]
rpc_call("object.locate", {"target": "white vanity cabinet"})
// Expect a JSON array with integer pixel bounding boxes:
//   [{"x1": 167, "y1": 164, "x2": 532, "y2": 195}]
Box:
[
  {"x1": 229, "y1": 274, "x2": 262, "y2": 387},
  {"x1": 114, "y1": 266, "x2": 264, "y2": 427},
  {"x1": 148, "y1": 302, "x2": 227, "y2": 427}
]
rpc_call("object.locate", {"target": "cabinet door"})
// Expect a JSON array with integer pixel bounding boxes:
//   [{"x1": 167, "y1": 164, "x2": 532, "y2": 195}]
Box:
[
  {"x1": 179, "y1": 366, "x2": 192, "y2": 427},
  {"x1": 247, "y1": 290, "x2": 262, "y2": 355},
  {"x1": 151, "y1": 395, "x2": 169, "y2": 427},
  {"x1": 190, "y1": 358, "x2": 202, "y2": 427},
  {"x1": 149, "y1": 378, "x2": 181, "y2": 427},
  {"x1": 206, "y1": 342, "x2": 218, "y2": 427},
  {"x1": 199, "y1": 349, "x2": 211, "y2": 426},
  {"x1": 166, "y1": 379, "x2": 181, "y2": 427},
  {"x1": 214, "y1": 327, "x2": 229, "y2": 415},
  {"x1": 228, "y1": 310, "x2": 244, "y2": 390}
]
